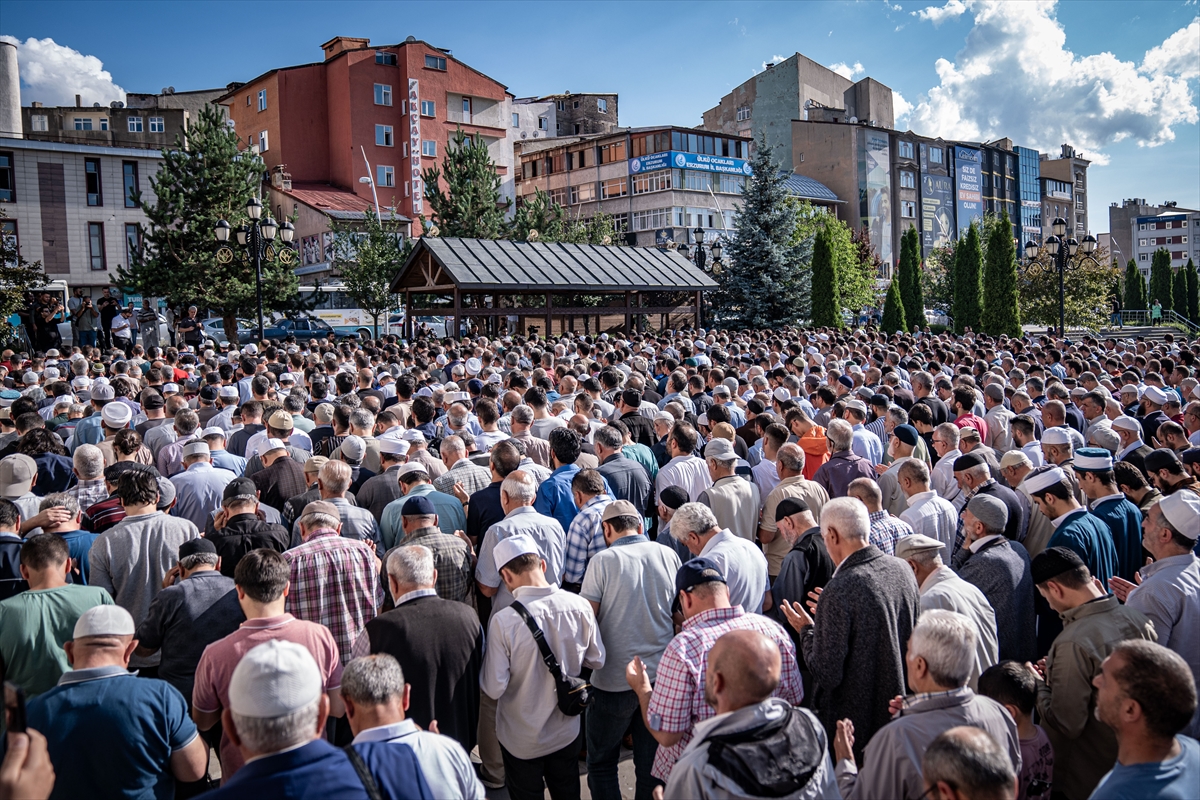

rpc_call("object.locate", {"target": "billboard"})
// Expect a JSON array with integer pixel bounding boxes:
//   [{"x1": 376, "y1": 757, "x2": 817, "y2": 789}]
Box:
[
  {"x1": 920, "y1": 175, "x2": 955, "y2": 255},
  {"x1": 859, "y1": 130, "x2": 893, "y2": 266},
  {"x1": 955, "y1": 146, "x2": 982, "y2": 235},
  {"x1": 629, "y1": 151, "x2": 752, "y2": 176}
]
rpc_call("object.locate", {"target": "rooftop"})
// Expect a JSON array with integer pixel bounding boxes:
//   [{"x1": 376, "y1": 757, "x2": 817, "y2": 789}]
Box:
[{"x1": 283, "y1": 182, "x2": 411, "y2": 222}]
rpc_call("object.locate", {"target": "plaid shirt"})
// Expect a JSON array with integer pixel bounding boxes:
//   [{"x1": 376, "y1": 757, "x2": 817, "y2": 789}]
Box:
[
  {"x1": 646, "y1": 605, "x2": 803, "y2": 781},
  {"x1": 868, "y1": 509, "x2": 914, "y2": 556},
  {"x1": 284, "y1": 528, "x2": 382, "y2": 666},
  {"x1": 69, "y1": 479, "x2": 109, "y2": 512},
  {"x1": 954, "y1": 479, "x2": 996, "y2": 552},
  {"x1": 402, "y1": 526, "x2": 474, "y2": 604},
  {"x1": 433, "y1": 457, "x2": 492, "y2": 498},
  {"x1": 561, "y1": 494, "x2": 612, "y2": 584}
]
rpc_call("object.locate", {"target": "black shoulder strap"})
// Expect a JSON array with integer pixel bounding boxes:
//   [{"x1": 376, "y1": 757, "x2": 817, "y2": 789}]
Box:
[
  {"x1": 343, "y1": 745, "x2": 384, "y2": 800},
  {"x1": 511, "y1": 600, "x2": 565, "y2": 681}
]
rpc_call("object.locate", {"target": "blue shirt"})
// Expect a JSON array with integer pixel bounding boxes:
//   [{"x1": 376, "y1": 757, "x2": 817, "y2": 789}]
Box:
[
  {"x1": 1047, "y1": 508, "x2": 1119, "y2": 587},
  {"x1": 170, "y1": 462, "x2": 237, "y2": 531},
  {"x1": 211, "y1": 449, "x2": 247, "y2": 476},
  {"x1": 59, "y1": 528, "x2": 99, "y2": 584},
  {"x1": 1090, "y1": 735, "x2": 1200, "y2": 800},
  {"x1": 26, "y1": 667, "x2": 197, "y2": 800},
  {"x1": 379, "y1": 483, "x2": 466, "y2": 551},
  {"x1": 70, "y1": 412, "x2": 105, "y2": 452},
  {"x1": 534, "y1": 463, "x2": 613, "y2": 532},
  {"x1": 1089, "y1": 495, "x2": 1144, "y2": 582},
  {"x1": 850, "y1": 423, "x2": 884, "y2": 467},
  {"x1": 475, "y1": 505, "x2": 566, "y2": 614}
]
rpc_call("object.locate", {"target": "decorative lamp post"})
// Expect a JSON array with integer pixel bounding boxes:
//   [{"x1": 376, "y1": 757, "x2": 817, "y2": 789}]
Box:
[
  {"x1": 1022, "y1": 216, "x2": 1097, "y2": 337},
  {"x1": 692, "y1": 226, "x2": 706, "y2": 271},
  {"x1": 214, "y1": 198, "x2": 296, "y2": 342}
]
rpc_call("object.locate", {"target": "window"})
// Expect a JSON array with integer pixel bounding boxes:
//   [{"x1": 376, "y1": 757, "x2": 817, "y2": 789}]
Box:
[
  {"x1": 736, "y1": 106, "x2": 751, "y2": 121},
  {"x1": 375, "y1": 125, "x2": 393, "y2": 146},
  {"x1": 246, "y1": 95, "x2": 251, "y2": 106},
  {"x1": 100, "y1": 118, "x2": 108, "y2": 131},
  {"x1": 31, "y1": 115, "x2": 47, "y2": 132},
  {"x1": 930, "y1": 147, "x2": 943, "y2": 163},
  {"x1": 259, "y1": 130, "x2": 269, "y2": 152},
  {"x1": 149, "y1": 117, "x2": 164, "y2": 133},
  {"x1": 632, "y1": 207, "x2": 672, "y2": 231},
  {"x1": 421, "y1": 140, "x2": 437, "y2": 158},
  {"x1": 375, "y1": 51, "x2": 397, "y2": 65},
  {"x1": 1140, "y1": 239, "x2": 1148, "y2": 246},
  {"x1": 87, "y1": 222, "x2": 107, "y2": 270},
  {"x1": 128, "y1": 116, "x2": 143, "y2": 133},
  {"x1": 600, "y1": 177, "x2": 627, "y2": 199},
  {"x1": 574, "y1": 124, "x2": 581, "y2": 134},
  {"x1": 85, "y1": 158, "x2": 103, "y2": 206},
  {"x1": 599, "y1": 141, "x2": 627, "y2": 163},
  {"x1": 404, "y1": 181, "x2": 410, "y2": 197},
  {"x1": 419, "y1": 100, "x2": 435, "y2": 117},
  {"x1": 717, "y1": 173, "x2": 745, "y2": 194},
  {"x1": 462, "y1": 97, "x2": 471, "y2": 123},
  {"x1": 898, "y1": 141, "x2": 914, "y2": 159},
  {"x1": 900, "y1": 171, "x2": 915, "y2": 189},
  {"x1": 125, "y1": 223, "x2": 140, "y2": 266},
  {"x1": 569, "y1": 183, "x2": 596, "y2": 204},
  {"x1": 901, "y1": 200, "x2": 916, "y2": 217},
  {"x1": 1183, "y1": 236, "x2": 1189, "y2": 244},
  {"x1": 556, "y1": 100, "x2": 565, "y2": 111},
  {"x1": 74, "y1": 118, "x2": 93, "y2": 131},
  {"x1": 1139, "y1": 253, "x2": 1148, "y2": 262},
  {"x1": 549, "y1": 187, "x2": 567, "y2": 206},
  {"x1": 377, "y1": 165, "x2": 394, "y2": 187},
  {"x1": 597, "y1": 98, "x2": 608, "y2": 113},
  {"x1": 512, "y1": 112, "x2": 520, "y2": 128},
  {"x1": 570, "y1": 149, "x2": 588, "y2": 169},
  {"x1": 375, "y1": 84, "x2": 393, "y2": 106},
  {"x1": 632, "y1": 169, "x2": 672, "y2": 194},
  {"x1": 402, "y1": 142, "x2": 409, "y2": 157},
  {"x1": 424, "y1": 54, "x2": 447, "y2": 70},
  {"x1": 258, "y1": 90, "x2": 267, "y2": 111},
  {"x1": 682, "y1": 170, "x2": 713, "y2": 192},
  {"x1": 538, "y1": 116, "x2": 548, "y2": 130},
  {"x1": 123, "y1": 160, "x2": 139, "y2": 208},
  {"x1": 0, "y1": 151, "x2": 13, "y2": 202}
]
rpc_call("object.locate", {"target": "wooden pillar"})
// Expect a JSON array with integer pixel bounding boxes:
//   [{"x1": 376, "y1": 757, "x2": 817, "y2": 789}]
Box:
[
  {"x1": 453, "y1": 287, "x2": 461, "y2": 341},
  {"x1": 404, "y1": 290, "x2": 411, "y2": 340},
  {"x1": 545, "y1": 293, "x2": 553, "y2": 340},
  {"x1": 695, "y1": 291, "x2": 703, "y2": 329},
  {"x1": 624, "y1": 291, "x2": 631, "y2": 337}
]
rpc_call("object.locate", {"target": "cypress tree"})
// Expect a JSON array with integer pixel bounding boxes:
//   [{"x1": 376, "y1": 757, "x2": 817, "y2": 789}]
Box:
[
  {"x1": 981, "y1": 210, "x2": 1022, "y2": 337},
  {"x1": 1123, "y1": 260, "x2": 1147, "y2": 311},
  {"x1": 1173, "y1": 266, "x2": 1189, "y2": 318},
  {"x1": 952, "y1": 222, "x2": 983, "y2": 332},
  {"x1": 1186, "y1": 258, "x2": 1199, "y2": 322},
  {"x1": 881, "y1": 275, "x2": 906, "y2": 333},
  {"x1": 897, "y1": 226, "x2": 922, "y2": 329},
  {"x1": 811, "y1": 225, "x2": 842, "y2": 328},
  {"x1": 1148, "y1": 248, "x2": 1173, "y2": 310}
]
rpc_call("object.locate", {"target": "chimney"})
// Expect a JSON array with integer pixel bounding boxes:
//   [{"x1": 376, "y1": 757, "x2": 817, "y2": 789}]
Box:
[
  {"x1": 0, "y1": 41, "x2": 20, "y2": 138},
  {"x1": 75, "y1": 94, "x2": 81, "y2": 108},
  {"x1": 320, "y1": 37, "x2": 371, "y2": 61}
]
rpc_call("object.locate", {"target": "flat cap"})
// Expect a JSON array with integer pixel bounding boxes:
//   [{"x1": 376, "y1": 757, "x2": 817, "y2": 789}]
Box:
[
  {"x1": 966, "y1": 494, "x2": 1009, "y2": 533},
  {"x1": 894, "y1": 533, "x2": 947, "y2": 560}
]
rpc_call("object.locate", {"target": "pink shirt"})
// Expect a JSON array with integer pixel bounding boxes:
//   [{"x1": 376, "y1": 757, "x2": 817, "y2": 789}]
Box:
[
  {"x1": 954, "y1": 413, "x2": 989, "y2": 442},
  {"x1": 191, "y1": 613, "x2": 342, "y2": 779}
]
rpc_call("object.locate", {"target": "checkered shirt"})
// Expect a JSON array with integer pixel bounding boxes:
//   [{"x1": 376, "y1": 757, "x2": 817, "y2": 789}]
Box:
[
  {"x1": 561, "y1": 494, "x2": 612, "y2": 584},
  {"x1": 283, "y1": 529, "x2": 382, "y2": 666},
  {"x1": 646, "y1": 605, "x2": 804, "y2": 781},
  {"x1": 954, "y1": 479, "x2": 996, "y2": 552},
  {"x1": 868, "y1": 509, "x2": 914, "y2": 556},
  {"x1": 433, "y1": 458, "x2": 492, "y2": 498},
  {"x1": 69, "y1": 478, "x2": 109, "y2": 512},
  {"x1": 402, "y1": 526, "x2": 475, "y2": 604}
]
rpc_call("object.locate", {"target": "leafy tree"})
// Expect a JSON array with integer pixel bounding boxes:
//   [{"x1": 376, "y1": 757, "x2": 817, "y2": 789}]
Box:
[
  {"x1": 1148, "y1": 248, "x2": 1173, "y2": 310},
  {"x1": 511, "y1": 189, "x2": 623, "y2": 246},
  {"x1": 1123, "y1": 259, "x2": 1147, "y2": 311},
  {"x1": 1173, "y1": 265, "x2": 1189, "y2": 318},
  {"x1": 330, "y1": 210, "x2": 410, "y2": 339},
  {"x1": 117, "y1": 105, "x2": 299, "y2": 337},
  {"x1": 952, "y1": 221, "x2": 983, "y2": 332},
  {"x1": 897, "y1": 226, "x2": 923, "y2": 330},
  {"x1": 0, "y1": 209, "x2": 48, "y2": 346},
  {"x1": 721, "y1": 134, "x2": 807, "y2": 327},
  {"x1": 980, "y1": 210, "x2": 1021, "y2": 337},
  {"x1": 810, "y1": 225, "x2": 841, "y2": 328},
  {"x1": 880, "y1": 276, "x2": 907, "y2": 333},
  {"x1": 921, "y1": 240, "x2": 956, "y2": 312},
  {"x1": 421, "y1": 128, "x2": 510, "y2": 239},
  {"x1": 1019, "y1": 245, "x2": 1117, "y2": 330},
  {"x1": 1186, "y1": 258, "x2": 1199, "y2": 323}
]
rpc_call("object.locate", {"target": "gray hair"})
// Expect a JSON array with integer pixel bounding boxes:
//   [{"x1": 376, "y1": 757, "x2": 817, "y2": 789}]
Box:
[
  {"x1": 500, "y1": 471, "x2": 538, "y2": 504},
  {"x1": 341, "y1": 654, "x2": 406, "y2": 706},
  {"x1": 386, "y1": 544, "x2": 435, "y2": 589},
  {"x1": 897, "y1": 458, "x2": 931, "y2": 486},
  {"x1": 174, "y1": 408, "x2": 200, "y2": 435},
  {"x1": 511, "y1": 404, "x2": 534, "y2": 425},
  {"x1": 776, "y1": 443, "x2": 805, "y2": 473},
  {"x1": 826, "y1": 419, "x2": 854, "y2": 452},
  {"x1": 922, "y1": 727, "x2": 1016, "y2": 800},
  {"x1": 298, "y1": 511, "x2": 341, "y2": 532},
  {"x1": 349, "y1": 409, "x2": 375, "y2": 433},
  {"x1": 180, "y1": 551, "x2": 220, "y2": 571},
  {"x1": 934, "y1": 422, "x2": 960, "y2": 447},
  {"x1": 38, "y1": 492, "x2": 80, "y2": 517},
  {"x1": 231, "y1": 697, "x2": 321, "y2": 755},
  {"x1": 318, "y1": 459, "x2": 352, "y2": 496},
  {"x1": 73, "y1": 444, "x2": 105, "y2": 480},
  {"x1": 440, "y1": 434, "x2": 466, "y2": 456},
  {"x1": 669, "y1": 502, "x2": 719, "y2": 541},
  {"x1": 909, "y1": 609, "x2": 977, "y2": 688},
  {"x1": 819, "y1": 496, "x2": 870, "y2": 542},
  {"x1": 594, "y1": 425, "x2": 623, "y2": 451}
]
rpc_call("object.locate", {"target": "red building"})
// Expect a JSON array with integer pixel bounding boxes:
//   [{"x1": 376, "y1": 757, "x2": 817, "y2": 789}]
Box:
[{"x1": 218, "y1": 36, "x2": 514, "y2": 229}]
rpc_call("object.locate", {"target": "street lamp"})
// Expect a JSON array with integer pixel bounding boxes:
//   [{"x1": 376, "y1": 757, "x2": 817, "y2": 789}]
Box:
[
  {"x1": 214, "y1": 198, "x2": 297, "y2": 341},
  {"x1": 1022, "y1": 216, "x2": 1098, "y2": 337},
  {"x1": 692, "y1": 227, "x2": 707, "y2": 271}
]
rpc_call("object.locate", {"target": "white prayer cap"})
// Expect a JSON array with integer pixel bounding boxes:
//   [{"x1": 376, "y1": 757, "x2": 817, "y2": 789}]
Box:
[
  {"x1": 218, "y1": 386, "x2": 240, "y2": 398},
  {"x1": 1159, "y1": 492, "x2": 1200, "y2": 540},
  {"x1": 1111, "y1": 416, "x2": 1141, "y2": 433},
  {"x1": 1119, "y1": 384, "x2": 1140, "y2": 396},
  {"x1": 201, "y1": 427, "x2": 227, "y2": 439},
  {"x1": 395, "y1": 462, "x2": 428, "y2": 479},
  {"x1": 772, "y1": 387, "x2": 790, "y2": 402},
  {"x1": 101, "y1": 402, "x2": 132, "y2": 428},
  {"x1": 654, "y1": 411, "x2": 674, "y2": 424},
  {"x1": 1142, "y1": 386, "x2": 1171, "y2": 405},
  {"x1": 415, "y1": 387, "x2": 433, "y2": 398},
  {"x1": 401, "y1": 429, "x2": 426, "y2": 444},
  {"x1": 182, "y1": 442, "x2": 210, "y2": 458},
  {"x1": 228, "y1": 640, "x2": 322, "y2": 719},
  {"x1": 262, "y1": 438, "x2": 287, "y2": 455},
  {"x1": 378, "y1": 438, "x2": 410, "y2": 456},
  {"x1": 493, "y1": 533, "x2": 540, "y2": 570},
  {"x1": 1041, "y1": 427, "x2": 1072, "y2": 446},
  {"x1": 73, "y1": 605, "x2": 136, "y2": 639},
  {"x1": 1022, "y1": 466, "x2": 1067, "y2": 494}
]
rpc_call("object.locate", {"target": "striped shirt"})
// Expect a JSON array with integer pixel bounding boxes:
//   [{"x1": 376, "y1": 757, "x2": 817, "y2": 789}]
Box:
[{"x1": 561, "y1": 494, "x2": 613, "y2": 584}]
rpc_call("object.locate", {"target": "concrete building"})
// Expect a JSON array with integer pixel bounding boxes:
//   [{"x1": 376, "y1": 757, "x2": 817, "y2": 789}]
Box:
[
  {"x1": 20, "y1": 89, "x2": 225, "y2": 151},
  {"x1": 1039, "y1": 144, "x2": 1091, "y2": 239},
  {"x1": 702, "y1": 53, "x2": 895, "y2": 171},
  {"x1": 1108, "y1": 198, "x2": 1200, "y2": 269},
  {"x1": 1040, "y1": 175, "x2": 1073, "y2": 244},
  {"x1": 1130, "y1": 207, "x2": 1200, "y2": 279},
  {"x1": 538, "y1": 93, "x2": 619, "y2": 137},
  {"x1": 0, "y1": 41, "x2": 20, "y2": 139}
]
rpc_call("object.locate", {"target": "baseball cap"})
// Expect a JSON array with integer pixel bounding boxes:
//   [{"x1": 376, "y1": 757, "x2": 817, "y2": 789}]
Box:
[
  {"x1": 303, "y1": 456, "x2": 328, "y2": 475},
  {"x1": 73, "y1": 605, "x2": 136, "y2": 639},
  {"x1": 601, "y1": 499, "x2": 640, "y2": 522},
  {"x1": 0, "y1": 454, "x2": 37, "y2": 498},
  {"x1": 675, "y1": 557, "x2": 726, "y2": 596},
  {"x1": 267, "y1": 410, "x2": 294, "y2": 431},
  {"x1": 400, "y1": 496, "x2": 436, "y2": 516},
  {"x1": 228, "y1": 640, "x2": 323, "y2": 719},
  {"x1": 704, "y1": 437, "x2": 738, "y2": 462}
]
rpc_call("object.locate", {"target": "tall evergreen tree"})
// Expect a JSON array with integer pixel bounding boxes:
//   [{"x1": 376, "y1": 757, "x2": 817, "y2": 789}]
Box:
[
  {"x1": 118, "y1": 105, "x2": 298, "y2": 337},
  {"x1": 1148, "y1": 248, "x2": 1173, "y2": 309},
  {"x1": 1173, "y1": 266, "x2": 1189, "y2": 318},
  {"x1": 980, "y1": 210, "x2": 1022, "y2": 337},
  {"x1": 952, "y1": 222, "x2": 983, "y2": 332},
  {"x1": 881, "y1": 276, "x2": 907, "y2": 333},
  {"x1": 330, "y1": 211, "x2": 409, "y2": 339},
  {"x1": 1186, "y1": 258, "x2": 1199, "y2": 323},
  {"x1": 421, "y1": 128, "x2": 510, "y2": 239},
  {"x1": 1123, "y1": 260, "x2": 1147, "y2": 311},
  {"x1": 897, "y1": 226, "x2": 922, "y2": 328},
  {"x1": 810, "y1": 225, "x2": 841, "y2": 328},
  {"x1": 722, "y1": 134, "x2": 806, "y2": 327}
]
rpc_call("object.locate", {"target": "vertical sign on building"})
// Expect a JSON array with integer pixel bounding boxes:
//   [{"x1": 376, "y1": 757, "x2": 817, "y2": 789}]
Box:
[
  {"x1": 408, "y1": 79, "x2": 422, "y2": 215},
  {"x1": 921, "y1": 175, "x2": 955, "y2": 255},
  {"x1": 858, "y1": 130, "x2": 893, "y2": 266},
  {"x1": 954, "y1": 146, "x2": 982, "y2": 236}
]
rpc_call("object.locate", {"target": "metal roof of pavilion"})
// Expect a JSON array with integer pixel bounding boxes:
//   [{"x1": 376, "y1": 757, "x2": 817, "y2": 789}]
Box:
[
  {"x1": 390, "y1": 237, "x2": 719, "y2": 293},
  {"x1": 779, "y1": 172, "x2": 843, "y2": 204}
]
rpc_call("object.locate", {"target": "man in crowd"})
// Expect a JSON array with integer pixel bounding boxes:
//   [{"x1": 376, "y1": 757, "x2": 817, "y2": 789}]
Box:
[{"x1": 668, "y1": 502, "x2": 769, "y2": 614}]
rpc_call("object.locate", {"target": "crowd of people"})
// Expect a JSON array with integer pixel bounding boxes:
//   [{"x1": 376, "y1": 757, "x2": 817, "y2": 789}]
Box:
[{"x1": 1, "y1": 314, "x2": 1199, "y2": 800}]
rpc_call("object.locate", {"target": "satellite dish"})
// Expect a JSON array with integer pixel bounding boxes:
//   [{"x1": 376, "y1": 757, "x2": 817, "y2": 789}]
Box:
[
  {"x1": 849, "y1": 116, "x2": 858, "y2": 123},
  {"x1": 93, "y1": 102, "x2": 102, "y2": 108},
  {"x1": 167, "y1": 86, "x2": 175, "y2": 94},
  {"x1": 405, "y1": 35, "x2": 416, "y2": 42},
  {"x1": 521, "y1": 131, "x2": 527, "y2": 139},
  {"x1": 110, "y1": 100, "x2": 120, "y2": 108},
  {"x1": 532, "y1": 132, "x2": 538, "y2": 138},
  {"x1": 117, "y1": 102, "x2": 124, "y2": 108}
]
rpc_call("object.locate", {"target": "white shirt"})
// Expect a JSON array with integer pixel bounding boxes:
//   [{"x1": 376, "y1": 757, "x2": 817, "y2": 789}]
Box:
[
  {"x1": 931, "y1": 448, "x2": 962, "y2": 504},
  {"x1": 243, "y1": 428, "x2": 313, "y2": 460},
  {"x1": 900, "y1": 490, "x2": 959, "y2": 561},
  {"x1": 656, "y1": 455, "x2": 713, "y2": 525},
  {"x1": 481, "y1": 584, "x2": 605, "y2": 759},
  {"x1": 751, "y1": 458, "x2": 781, "y2": 502},
  {"x1": 699, "y1": 528, "x2": 769, "y2": 614},
  {"x1": 352, "y1": 720, "x2": 485, "y2": 800},
  {"x1": 1021, "y1": 441, "x2": 1045, "y2": 468}
]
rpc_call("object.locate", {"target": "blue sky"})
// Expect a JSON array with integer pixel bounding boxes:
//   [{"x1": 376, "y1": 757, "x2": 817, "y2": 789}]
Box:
[{"x1": 3, "y1": 0, "x2": 1198, "y2": 227}]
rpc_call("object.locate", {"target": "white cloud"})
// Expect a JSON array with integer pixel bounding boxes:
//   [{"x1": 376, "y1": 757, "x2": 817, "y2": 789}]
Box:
[
  {"x1": 829, "y1": 61, "x2": 865, "y2": 80},
  {"x1": 0, "y1": 36, "x2": 125, "y2": 107},
  {"x1": 894, "y1": 90, "x2": 914, "y2": 126},
  {"x1": 912, "y1": 0, "x2": 967, "y2": 25},
  {"x1": 761, "y1": 54, "x2": 787, "y2": 71},
  {"x1": 906, "y1": 2, "x2": 1198, "y2": 165},
  {"x1": 886, "y1": 2, "x2": 904, "y2": 10}
]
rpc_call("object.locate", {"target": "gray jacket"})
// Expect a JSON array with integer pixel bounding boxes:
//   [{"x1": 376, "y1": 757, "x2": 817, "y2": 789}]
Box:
[{"x1": 953, "y1": 536, "x2": 1037, "y2": 663}]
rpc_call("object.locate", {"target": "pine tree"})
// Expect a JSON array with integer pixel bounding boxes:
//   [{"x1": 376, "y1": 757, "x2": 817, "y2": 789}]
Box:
[
  {"x1": 897, "y1": 226, "x2": 922, "y2": 328},
  {"x1": 881, "y1": 276, "x2": 906, "y2": 333},
  {"x1": 1186, "y1": 258, "x2": 1199, "y2": 323},
  {"x1": 1123, "y1": 260, "x2": 1147, "y2": 311},
  {"x1": 1173, "y1": 266, "x2": 1189, "y2": 318},
  {"x1": 952, "y1": 222, "x2": 983, "y2": 332},
  {"x1": 1148, "y1": 248, "x2": 1173, "y2": 310},
  {"x1": 421, "y1": 128, "x2": 511, "y2": 239},
  {"x1": 330, "y1": 210, "x2": 409, "y2": 339},
  {"x1": 117, "y1": 105, "x2": 298, "y2": 337},
  {"x1": 722, "y1": 133, "x2": 807, "y2": 327},
  {"x1": 980, "y1": 211, "x2": 1022, "y2": 337},
  {"x1": 810, "y1": 225, "x2": 841, "y2": 328}
]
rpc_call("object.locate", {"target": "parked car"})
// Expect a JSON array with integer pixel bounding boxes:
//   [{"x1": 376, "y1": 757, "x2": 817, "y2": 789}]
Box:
[
  {"x1": 237, "y1": 315, "x2": 348, "y2": 344},
  {"x1": 199, "y1": 318, "x2": 249, "y2": 347}
]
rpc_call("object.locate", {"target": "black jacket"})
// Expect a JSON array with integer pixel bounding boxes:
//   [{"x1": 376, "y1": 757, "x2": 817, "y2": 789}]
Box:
[
  {"x1": 206, "y1": 513, "x2": 290, "y2": 578},
  {"x1": 621, "y1": 410, "x2": 657, "y2": 448}
]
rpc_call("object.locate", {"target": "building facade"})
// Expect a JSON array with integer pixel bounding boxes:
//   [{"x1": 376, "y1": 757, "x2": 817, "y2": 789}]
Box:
[
  {"x1": 1039, "y1": 144, "x2": 1090, "y2": 239},
  {"x1": 1130, "y1": 210, "x2": 1200, "y2": 278},
  {"x1": 1109, "y1": 199, "x2": 1200, "y2": 269},
  {"x1": 1015, "y1": 146, "x2": 1042, "y2": 246},
  {"x1": 539, "y1": 93, "x2": 619, "y2": 137},
  {"x1": 20, "y1": 91, "x2": 224, "y2": 151},
  {"x1": 0, "y1": 136, "x2": 162, "y2": 291}
]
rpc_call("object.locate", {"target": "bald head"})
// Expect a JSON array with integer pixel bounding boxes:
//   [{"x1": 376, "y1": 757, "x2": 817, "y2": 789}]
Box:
[
  {"x1": 703, "y1": 630, "x2": 781, "y2": 714},
  {"x1": 923, "y1": 726, "x2": 1017, "y2": 800}
]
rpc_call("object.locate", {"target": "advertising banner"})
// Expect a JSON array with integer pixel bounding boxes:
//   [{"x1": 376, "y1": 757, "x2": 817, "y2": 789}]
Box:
[
  {"x1": 408, "y1": 79, "x2": 422, "y2": 215},
  {"x1": 920, "y1": 175, "x2": 955, "y2": 254},
  {"x1": 629, "y1": 151, "x2": 751, "y2": 176},
  {"x1": 955, "y1": 146, "x2": 982, "y2": 235},
  {"x1": 859, "y1": 130, "x2": 893, "y2": 265}
]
